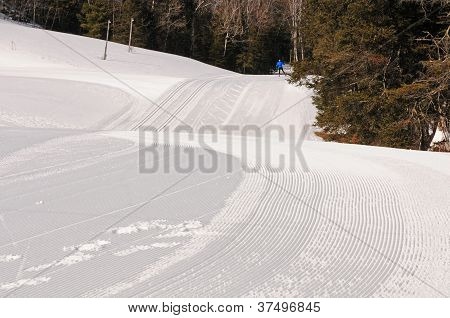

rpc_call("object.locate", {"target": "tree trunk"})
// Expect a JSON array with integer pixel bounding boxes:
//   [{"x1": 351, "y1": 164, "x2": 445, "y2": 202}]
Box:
[
  {"x1": 420, "y1": 122, "x2": 438, "y2": 151},
  {"x1": 223, "y1": 32, "x2": 229, "y2": 57},
  {"x1": 190, "y1": 17, "x2": 195, "y2": 57},
  {"x1": 44, "y1": 6, "x2": 51, "y2": 29},
  {"x1": 440, "y1": 115, "x2": 450, "y2": 151},
  {"x1": 50, "y1": 7, "x2": 58, "y2": 30},
  {"x1": 291, "y1": 16, "x2": 299, "y2": 62},
  {"x1": 292, "y1": 35, "x2": 298, "y2": 62},
  {"x1": 164, "y1": 29, "x2": 170, "y2": 52},
  {"x1": 300, "y1": 34, "x2": 305, "y2": 61}
]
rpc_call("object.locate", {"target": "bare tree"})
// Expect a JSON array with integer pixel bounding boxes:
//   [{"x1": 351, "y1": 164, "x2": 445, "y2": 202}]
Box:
[
  {"x1": 285, "y1": 0, "x2": 305, "y2": 62},
  {"x1": 210, "y1": 0, "x2": 277, "y2": 57},
  {"x1": 210, "y1": 0, "x2": 243, "y2": 56},
  {"x1": 190, "y1": 0, "x2": 214, "y2": 56},
  {"x1": 155, "y1": 0, "x2": 186, "y2": 51}
]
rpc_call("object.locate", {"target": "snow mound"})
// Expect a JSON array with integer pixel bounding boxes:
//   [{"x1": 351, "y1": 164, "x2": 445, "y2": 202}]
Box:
[
  {"x1": 0, "y1": 254, "x2": 21, "y2": 263},
  {"x1": 109, "y1": 220, "x2": 169, "y2": 235},
  {"x1": 0, "y1": 277, "x2": 50, "y2": 290},
  {"x1": 158, "y1": 221, "x2": 203, "y2": 238},
  {"x1": 25, "y1": 252, "x2": 94, "y2": 272},
  {"x1": 114, "y1": 243, "x2": 180, "y2": 257},
  {"x1": 63, "y1": 240, "x2": 111, "y2": 252}
]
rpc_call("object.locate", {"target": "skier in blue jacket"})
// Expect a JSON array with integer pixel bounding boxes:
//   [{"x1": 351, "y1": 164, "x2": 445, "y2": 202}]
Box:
[{"x1": 276, "y1": 59, "x2": 286, "y2": 76}]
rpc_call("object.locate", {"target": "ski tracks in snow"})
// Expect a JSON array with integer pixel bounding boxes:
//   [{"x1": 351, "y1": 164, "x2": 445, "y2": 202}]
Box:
[{"x1": 0, "y1": 70, "x2": 448, "y2": 297}]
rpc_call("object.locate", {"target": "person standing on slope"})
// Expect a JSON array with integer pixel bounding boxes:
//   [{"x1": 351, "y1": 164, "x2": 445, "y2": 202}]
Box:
[{"x1": 276, "y1": 59, "x2": 286, "y2": 76}]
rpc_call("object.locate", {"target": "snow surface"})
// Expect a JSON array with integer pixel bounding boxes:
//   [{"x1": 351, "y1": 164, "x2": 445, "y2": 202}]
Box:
[
  {"x1": 0, "y1": 254, "x2": 21, "y2": 263},
  {"x1": 0, "y1": 20, "x2": 449, "y2": 298}
]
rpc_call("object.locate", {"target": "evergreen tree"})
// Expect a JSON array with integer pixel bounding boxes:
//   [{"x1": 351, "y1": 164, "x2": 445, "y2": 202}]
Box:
[
  {"x1": 113, "y1": 0, "x2": 150, "y2": 48},
  {"x1": 291, "y1": 0, "x2": 449, "y2": 151},
  {"x1": 79, "y1": 0, "x2": 110, "y2": 39}
]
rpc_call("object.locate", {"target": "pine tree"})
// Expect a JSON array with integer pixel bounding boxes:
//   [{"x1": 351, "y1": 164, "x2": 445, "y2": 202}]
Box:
[
  {"x1": 113, "y1": 0, "x2": 150, "y2": 48},
  {"x1": 291, "y1": 0, "x2": 449, "y2": 151},
  {"x1": 79, "y1": 0, "x2": 110, "y2": 39}
]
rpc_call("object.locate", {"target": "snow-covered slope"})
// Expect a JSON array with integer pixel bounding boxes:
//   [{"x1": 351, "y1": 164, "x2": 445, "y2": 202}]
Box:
[
  {"x1": 0, "y1": 19, "x2": 230, "y2": 76},
  {"x1": 0, "y1": 19, "x2": 232, "y2": 130},
  {"x1": 0, "y1": 20, "x2": 449, "y2": 298}
]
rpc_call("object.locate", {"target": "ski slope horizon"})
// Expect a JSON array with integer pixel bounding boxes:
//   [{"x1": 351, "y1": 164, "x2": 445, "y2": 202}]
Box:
[{"x1": 0, "y1": 20, "x2": 449, "y2": 298}]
